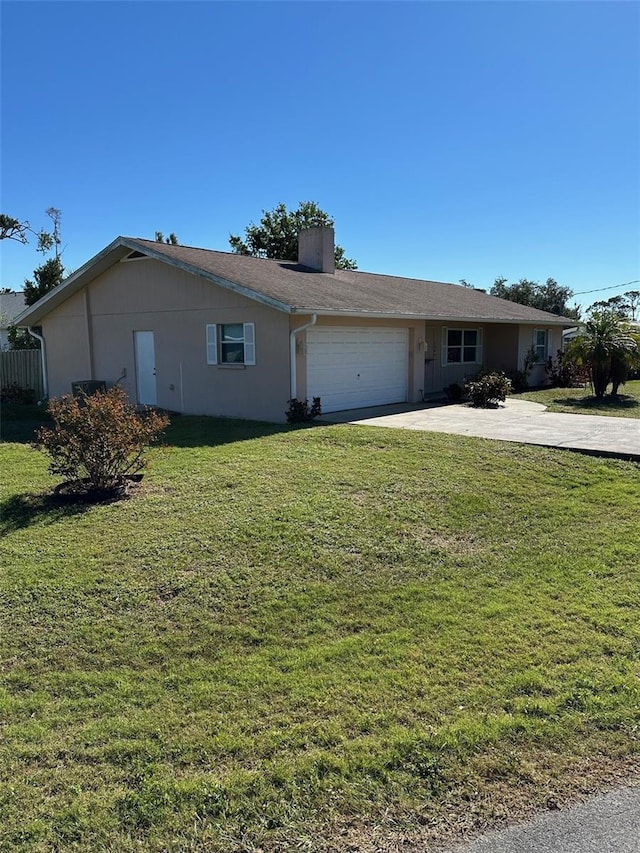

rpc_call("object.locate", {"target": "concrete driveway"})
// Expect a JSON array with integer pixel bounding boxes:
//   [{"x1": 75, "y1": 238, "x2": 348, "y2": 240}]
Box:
[
  {"x1": 441, "y1": 785, "x2": 640, "y2": 853},
  {"x1": 321, "y1": 399, "x2": 640, "y2": 461}
]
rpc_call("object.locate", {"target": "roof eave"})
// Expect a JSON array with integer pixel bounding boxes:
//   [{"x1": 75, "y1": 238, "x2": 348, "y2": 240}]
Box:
[{"x1": 290, "y1": 308, "x2": 573, "y2": 325}]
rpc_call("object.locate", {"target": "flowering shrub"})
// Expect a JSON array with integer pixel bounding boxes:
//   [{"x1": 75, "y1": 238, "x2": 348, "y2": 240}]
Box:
[
  {"x1": 545, "y1": 349, "x2": 589, "y2": 388},
  {"x1": 37, "y1": 386, "x2": 168, "y2": 495},
  {"x1": 465, "y1": 372, "x2": 512, "y2": 408}
]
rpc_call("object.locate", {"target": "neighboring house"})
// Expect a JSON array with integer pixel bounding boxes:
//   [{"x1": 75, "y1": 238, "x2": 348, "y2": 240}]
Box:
[
  {"x1": 15, "y1": 227, "x2": 572, "y2": 422},
  {"x1": 0, "y1": 291, "x2": 26, "y2": 350},
  {"x1": 562, "y1": 326, "x2": 581, "y2": 345},
  {"x1": 563, "y1": 320, "x2": 640, "y2": 347}
]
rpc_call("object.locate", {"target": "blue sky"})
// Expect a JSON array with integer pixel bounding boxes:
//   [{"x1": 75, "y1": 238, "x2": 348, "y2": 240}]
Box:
[{"x1": 1, "y1": 1, "x2": 638, "y2": 312}]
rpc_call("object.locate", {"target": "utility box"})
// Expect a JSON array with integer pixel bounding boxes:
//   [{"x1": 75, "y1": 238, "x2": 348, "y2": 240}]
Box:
[{"x1": 71, "y1": 380, "x2": 107, "y2": 396}]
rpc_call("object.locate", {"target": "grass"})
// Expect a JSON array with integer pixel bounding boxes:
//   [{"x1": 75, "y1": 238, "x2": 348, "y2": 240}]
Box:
[
  {"x1": 517, "y1": 379, "x2": 640, "y2": 417},
  {"x1": 0, "y1": 403, "x2": 52, "y2": 443},
  {"x1": 1, "y1": 407, "x2": 639, "y2": 851}
]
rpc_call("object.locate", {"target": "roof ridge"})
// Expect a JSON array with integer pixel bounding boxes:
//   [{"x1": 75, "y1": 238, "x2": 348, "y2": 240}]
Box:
[
  {"x1": 127, "y1": 238, "x2": 463, "y2": 286},
  {"x1": 128, "y1": 237, "x2": 300, "y2": 266}
]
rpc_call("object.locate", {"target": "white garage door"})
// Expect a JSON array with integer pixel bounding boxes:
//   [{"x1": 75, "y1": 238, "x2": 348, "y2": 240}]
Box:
[{"x1": 306, "y1": 326, "x2": 409, "y2": 412}]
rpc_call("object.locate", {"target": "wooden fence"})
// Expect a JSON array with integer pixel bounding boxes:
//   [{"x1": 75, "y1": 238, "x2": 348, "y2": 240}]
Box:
[{"x1": 0, "y1": 349, "x2": 44, "y2": 399}]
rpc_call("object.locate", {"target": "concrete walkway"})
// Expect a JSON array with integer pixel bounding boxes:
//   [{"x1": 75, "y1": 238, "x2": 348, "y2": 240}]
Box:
[
  {"x1": 320, "y1": 399, "x2": 640, "y2": 461},
  {"x1": 441, "y1": 786, "x2": 640, "y2": 853}
]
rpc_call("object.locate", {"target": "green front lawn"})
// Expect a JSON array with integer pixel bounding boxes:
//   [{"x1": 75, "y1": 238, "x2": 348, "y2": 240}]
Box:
[
  {"x1": 1, "y1": 414, "x2": 639, "y2": 851},
  {"x1": 517, "y1": 379, "x2": 640, "y2": 417},
  {"x1": 0, "y1": 403, "x2": 52, "y2": 443}
]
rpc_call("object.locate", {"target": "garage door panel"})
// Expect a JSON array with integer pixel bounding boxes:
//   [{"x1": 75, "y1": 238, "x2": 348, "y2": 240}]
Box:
[{"x1": 306, "y1": 326, "x2": 408, "y2": 412}]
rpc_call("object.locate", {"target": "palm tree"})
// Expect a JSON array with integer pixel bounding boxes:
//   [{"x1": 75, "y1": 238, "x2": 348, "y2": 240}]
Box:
[{"x1": 566, "y1": 311, "x2": 639, "y2": 399}]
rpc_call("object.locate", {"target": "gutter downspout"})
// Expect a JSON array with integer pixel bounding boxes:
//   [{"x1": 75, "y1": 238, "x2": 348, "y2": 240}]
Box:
[
  {"x1": 27, "y1": 327, "x2": 48, "y2": 401},
  {"x1": 289, "y1": 314, "x2": 317, "y2": 399}
]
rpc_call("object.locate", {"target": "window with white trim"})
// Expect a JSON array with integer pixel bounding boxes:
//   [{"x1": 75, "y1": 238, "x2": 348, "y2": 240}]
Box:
[
  {"x1": 443, "y1": 328, "x2": 482, "y2": 364},
  {"x1": 206, "y1": 323, "x2": 256, "y2": 365},
  {"x1": 533, "y1": 329, "x2": 548, "y2": 362}
]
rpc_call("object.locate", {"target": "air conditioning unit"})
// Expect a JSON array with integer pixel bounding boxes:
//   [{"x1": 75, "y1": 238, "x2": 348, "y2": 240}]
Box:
[{"x1": 71, "y1": 380, "x2": 107, "y2": 396}]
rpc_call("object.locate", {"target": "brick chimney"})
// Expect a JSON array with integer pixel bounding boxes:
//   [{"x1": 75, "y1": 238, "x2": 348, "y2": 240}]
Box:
[{"x1": 298, "y1": 226, "x2": 335, "y2": 273}]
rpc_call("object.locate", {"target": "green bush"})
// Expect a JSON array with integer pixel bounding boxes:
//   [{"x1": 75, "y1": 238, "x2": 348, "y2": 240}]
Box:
[
  {"x1": 0, "y1": 383, "x2": 36, "y2": 404},
  {"x1": 37, "y1": 386, "x2": 168, "y2": 496},
  {"x1": 509, "y1": 369, "x2": 530, "y2": 393},
  {"x1": 545, "y1": 350, "x2": 589, "y2": 388},
  {"x1": 285, "y1": 397, "x2": 322, "y2": 423},
  {"x1": 465, "y1": 371, "x2": 512, "y2": 408}
]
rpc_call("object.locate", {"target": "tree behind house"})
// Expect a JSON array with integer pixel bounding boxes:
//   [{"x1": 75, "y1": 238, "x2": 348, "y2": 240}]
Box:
[
  {"x1": 8, "y1": 255, "x2": 66, "y2": 349},
  {"x1": 22, "y1": 257, "x2": 65, "y2": 306},
  {"x1": 490, "y1": 276, "x2": 579, "y2": 318},
  {"x1": 155, "y1": 231, "x2": 179, "y2": 245},
  {"x1": 8, "y1": 209, "x2": 65, "y2": 349},
  {"x1": 589, "y1": 291, "x2": 640, "y2": 322},
  {"x1": 229, "y1": 201, "x2": 357, "y2": 270},
  {"x1": 0, "y1": 209, "x2": 56, "y2": 251}
]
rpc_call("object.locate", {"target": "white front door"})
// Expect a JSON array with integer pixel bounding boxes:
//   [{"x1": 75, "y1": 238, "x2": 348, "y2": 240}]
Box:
[
  {"x1": 134, "y1": 331, "x2": 157, "y2": 406},
  {"x1": 306, "y1": 326, "x2": 408, "y2": 412}
]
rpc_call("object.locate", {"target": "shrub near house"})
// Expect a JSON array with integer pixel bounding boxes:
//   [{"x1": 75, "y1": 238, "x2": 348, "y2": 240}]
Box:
[
  {"x1": 37, "y1": 386, "x2": 168, "y2": 499},
  {"x1": 465, "y1": 371, "x2": 512, "y2": 407}
]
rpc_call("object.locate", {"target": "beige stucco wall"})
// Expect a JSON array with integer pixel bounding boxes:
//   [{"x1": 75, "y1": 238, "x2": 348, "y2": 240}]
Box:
[
  {"x1": 423, "y1": 322, "x2": 563, "y2": 393},
  {"x1": 41, "y1": 258, "x2": 291, "y2": 421},
  {"x1": 43, "y1": 289, "x2": 93, "y2": 392},
  {"x1": 517, "y1": 324, "x2": 564, "y2": 386},
  {"x1": 484, "y1": 324, "x2": 519, "y2": 374}
]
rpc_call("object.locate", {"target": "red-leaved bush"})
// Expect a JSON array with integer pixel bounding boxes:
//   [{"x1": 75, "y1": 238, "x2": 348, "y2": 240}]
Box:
[{"x1": 37, "y1": 387, "x2": 168, "y2": 495}]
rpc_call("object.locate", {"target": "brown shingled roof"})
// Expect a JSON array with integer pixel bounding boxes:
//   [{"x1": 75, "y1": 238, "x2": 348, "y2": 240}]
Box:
[
  {"x1": 128, "y1": 238, "x2": 573, "y2": 324},
  {"x1": 16, "y1": 235, "x2": 575, "y2": 328}
]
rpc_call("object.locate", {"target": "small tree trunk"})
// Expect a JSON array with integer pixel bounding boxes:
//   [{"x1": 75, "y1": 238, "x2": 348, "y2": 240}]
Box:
[
  {"x1": 609, "y1": 355, "x2": 628, "y2": 397},
  {"x1": 591, "y1": 361, "x2": 610, "y2": 399}
]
